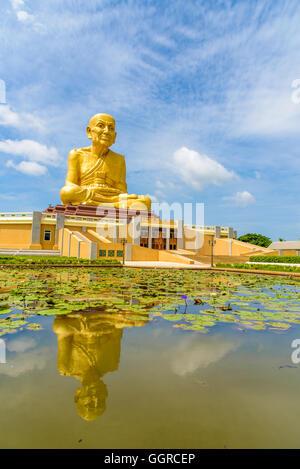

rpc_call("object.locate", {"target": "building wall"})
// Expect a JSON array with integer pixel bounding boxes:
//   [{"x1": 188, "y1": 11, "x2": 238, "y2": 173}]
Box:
[
  {"x1": 1, "y1": 216, "x2": 266, "y2": 263},
  {"x1": 96, "y1": 242, "x2": 125, "y2": 261},
  {"x1": 70, "y1": 235, "x2": 79, "y2": 258},
  {"x1": 131, "y1": 245, "x2": 159, "y2": 261},
  {"x1": 184, "y1": 234, "x2": 272, "y2": 257},
  {"x1": 0, "y1": 223, "x2": 32, "y2": 248},
  {"x1": 269, "y1": 249, "x2": 299, "y2": 256},
  {"x1": 40, "y1": 223, "x2": 56, "y2": 250},
  {"x1": 158, "y1": 250, "x2": 194, "y2": 264},
  {"x1": 61, "y1": 229, "x2": 71, "y2": 256},
  {"x1": 79, "y1": 241, "x2": 91, "y2": 259}
]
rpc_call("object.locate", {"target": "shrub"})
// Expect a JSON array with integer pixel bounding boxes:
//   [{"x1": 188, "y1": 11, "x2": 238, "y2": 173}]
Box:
[
  {"x1": 0, "y1": 256, "x2": 121, "y2": 266},
  {"x1": 249, "y1": 256, "x2": 300, "y2": 264},
  {"x1": 216, "y1": 262, "x2": 300, "y2": 273}
]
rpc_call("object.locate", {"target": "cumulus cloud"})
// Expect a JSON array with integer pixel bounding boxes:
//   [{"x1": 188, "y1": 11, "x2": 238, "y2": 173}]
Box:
[
  {"x1": 0, "y1": 139, "x2": 61, "y2": 166},
  {"x1": 7, "y1": 337, "x2": 36, "y2": 353},
  {"x1": 17, "y1": 10, "x2": 34, "y2": 22},
  {"x1": 224, "y1": 191, "x2": 256, "y2": 207},
  {"x1": 10, "y1": 0, "x2": 36, "y2": 24},
  {"x1": 172, "y1": 147, "x2": 236, "y2": 191},
  {"x1": 0, "y1": 347, "x2": 52, "y2": 378},
  {"x1": 6, "y1": 160, "x2": 47, "y2": 176},
  {"x1": 0, "y1": 105, "x2": 43, "y2": 130},
  {"x1": 10, "y1": 0, "x2": 24, "y2": 9}
]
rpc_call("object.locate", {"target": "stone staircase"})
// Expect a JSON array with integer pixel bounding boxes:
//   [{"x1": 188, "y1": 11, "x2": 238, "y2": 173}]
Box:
[{"x1": 0, "y1": 249, "x2": 61, "y2": 257}]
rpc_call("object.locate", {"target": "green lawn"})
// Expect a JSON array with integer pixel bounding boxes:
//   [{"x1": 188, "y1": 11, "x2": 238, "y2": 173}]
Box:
[
  {"x1": 0, "y1": 256, "x2": 121, "y2": 265},
  {"x1": 216, "y1": 262, "x2": 300, "y2": 273}
]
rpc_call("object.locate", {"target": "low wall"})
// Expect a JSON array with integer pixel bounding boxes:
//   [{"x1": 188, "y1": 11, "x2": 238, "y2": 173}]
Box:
[
  {"x1": 0, "y1": 223, "x2": 32, "y2": 249},
  {"x1": 130, "y1": 245, "x2": 193, "y2": 264}
]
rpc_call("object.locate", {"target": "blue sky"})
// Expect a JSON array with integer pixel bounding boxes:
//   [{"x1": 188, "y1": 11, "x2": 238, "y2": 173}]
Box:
[{"x1": 0, "y1": 0, "x2": 300, "y2": 240}]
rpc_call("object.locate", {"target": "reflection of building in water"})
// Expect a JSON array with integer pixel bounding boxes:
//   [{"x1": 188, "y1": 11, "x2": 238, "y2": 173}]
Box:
[{"x1": 53, "y1": 310, "x2": 146, "y2": 421}]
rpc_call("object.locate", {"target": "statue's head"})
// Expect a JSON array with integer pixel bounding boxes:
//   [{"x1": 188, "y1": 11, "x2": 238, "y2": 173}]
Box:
[
  {"x1": 87, "y1": 113, "x2": 117, "y2": 149},
  {"x1": 74, "y1": 379, "x2": 108, "y2": 422}
]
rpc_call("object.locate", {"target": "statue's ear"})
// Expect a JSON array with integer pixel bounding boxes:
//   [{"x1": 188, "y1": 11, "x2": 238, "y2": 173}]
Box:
[
  {"x1": 86, "y1": 126, "x2": 92, "y2": 139},
  {"x1": 112, "y1": 131, "x2": 117, "y2": 144}
]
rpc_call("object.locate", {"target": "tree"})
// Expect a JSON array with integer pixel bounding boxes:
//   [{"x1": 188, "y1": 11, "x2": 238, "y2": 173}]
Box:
[{"x1": 238, "y1": 233, "x2": 272, "y2": 248}]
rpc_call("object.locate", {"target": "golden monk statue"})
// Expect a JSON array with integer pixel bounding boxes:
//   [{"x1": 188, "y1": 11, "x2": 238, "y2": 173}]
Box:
[
  {"x1": 53, "y1": 309, "x2": 147, "y2": 421},
  {"x1": 60, "y1": 113, "x2": 151, "y2": 210}
]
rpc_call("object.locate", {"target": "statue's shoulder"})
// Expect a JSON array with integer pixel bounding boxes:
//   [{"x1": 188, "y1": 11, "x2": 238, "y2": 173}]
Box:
[
  {"x1": 108, "y1": 149, "x2": 125, "y2": 163},
  {"x1": 68, "y1": 147, "x2": 90, "y2": 160}
]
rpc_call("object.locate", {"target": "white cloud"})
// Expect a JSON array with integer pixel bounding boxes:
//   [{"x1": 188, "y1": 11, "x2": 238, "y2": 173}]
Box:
[
  {"x1": 224, "y1": 191, "x2": 256, "y2": 207},
  {"x1": 6, "y1": 160, "x2": 47, "y2": 176},
  {"x1": 10, "y1": 0, "x2": 24, "y2": 9},
  {"x1": 10, "y1": 0, "x2": 35, "y2": 24},
  {"x1": 0, "y1": 193, "x2": 18, "y2": 200},
  {"x1": 170, "y1": 337, "x2": 239, "y2": 377},
  {"x1": 0, "y1": 105, "x2": 43, "y2": 130},
  {"x1": 0, "y1": 347, "x2": 52, "y2": 378},
  {"x1": 156, "y1": 180, "x2": 165, "y2": 189},
  {"x1": 0, "y1": 139, "x2": 61, "y2": 166},
  {"x1": 17, "y1": 10, "x2": 34, "y2": 22},
  {"x1": 145, "y1": 194, "x2": 158, "y2": 203},
  {"x1": 7, "y1": 337, "x2": 36, "y2": 353},
  {"x1": 231, "y1": 87, "x2": 300, "y2": 137},
  {"x1": 172, "y1": 147, "x2": 236, "y2": 191}
]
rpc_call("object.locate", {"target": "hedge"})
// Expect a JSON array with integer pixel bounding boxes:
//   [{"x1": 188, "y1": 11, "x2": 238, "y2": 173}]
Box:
[
  {"x1": 0, "y1": 256, "x2": 121, "y2": 265},
  {"x1": 216, "y1": 263, "x2": 300, "y2": 273},
  {"x1": 249, "y1": 255, "x2": 300, "y2": 264}
]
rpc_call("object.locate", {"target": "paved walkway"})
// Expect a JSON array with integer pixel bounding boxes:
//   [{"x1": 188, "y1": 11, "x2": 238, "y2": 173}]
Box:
[{"x1": 124, "y1": 261, "x2": 209, "y2": 269}]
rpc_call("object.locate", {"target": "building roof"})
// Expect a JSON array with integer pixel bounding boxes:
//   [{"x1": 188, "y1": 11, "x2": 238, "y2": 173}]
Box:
[{"x1": 269, "y1": 241, "x2": 300, "y2": 250}]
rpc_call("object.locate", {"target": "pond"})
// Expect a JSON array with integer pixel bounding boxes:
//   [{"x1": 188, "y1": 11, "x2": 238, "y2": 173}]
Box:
[{"x1": 1, "y1": 267, "x2": 300, "y2": 449}]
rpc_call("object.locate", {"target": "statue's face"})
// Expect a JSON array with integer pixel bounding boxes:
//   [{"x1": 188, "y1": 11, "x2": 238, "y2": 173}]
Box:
[{"x1": 87, "y1": 114, "x2": 116, "y2": 148}]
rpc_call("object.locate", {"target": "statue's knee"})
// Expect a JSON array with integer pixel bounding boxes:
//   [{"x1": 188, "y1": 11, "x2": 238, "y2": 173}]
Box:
[
  {"x1": 141, "y1": 195, "x2": 151, "y2": 209},
  {"x1": 60, "y1": 186, "x2": 76, "y2": 204}
]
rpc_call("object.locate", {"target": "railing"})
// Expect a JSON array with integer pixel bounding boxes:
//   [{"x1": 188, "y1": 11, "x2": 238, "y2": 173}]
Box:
[
  {"x1": 64, "y1": 215, "x2": 119, "y2": 224},
  {"x1": 0, "y1": 212, "x2": 32, "y2": 218},
  {"x1": 184, "y1": 224, "x2": 230, "y2": 232}
]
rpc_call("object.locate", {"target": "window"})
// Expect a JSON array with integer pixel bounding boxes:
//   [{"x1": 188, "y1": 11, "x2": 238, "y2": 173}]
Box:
[
  {"x1": 117, "y1": 250, "x2": 124, "y2": 258},
  {"x1": 99, "y1": 250, "x2": 106, "y2": 257},
  {"x1": 44, "y1": 230, "x2": 51, "y2": 241},
  {"x1": 108, "y1": 250, "x2": 115, "y2": 257}
]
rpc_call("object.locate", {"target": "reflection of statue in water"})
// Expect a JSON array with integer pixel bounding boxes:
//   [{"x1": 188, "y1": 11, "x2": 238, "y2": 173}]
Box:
[
  {"x1": 60, "y1": 113, "x2": 151, "y2": 210},
  {"x1": 53, "y1": 310, "x2": 146, "y2": 421}
]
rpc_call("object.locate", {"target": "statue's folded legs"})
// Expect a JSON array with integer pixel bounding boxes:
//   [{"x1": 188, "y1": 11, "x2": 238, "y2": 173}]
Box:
[{"x1": 60, "y1": 182, "x2": 151, "y2": 210}]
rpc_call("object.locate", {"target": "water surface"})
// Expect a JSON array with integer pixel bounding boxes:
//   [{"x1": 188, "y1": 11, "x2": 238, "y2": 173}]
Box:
[{"x1": 1, "y1": 268, "x2": 300, "y2": 448}]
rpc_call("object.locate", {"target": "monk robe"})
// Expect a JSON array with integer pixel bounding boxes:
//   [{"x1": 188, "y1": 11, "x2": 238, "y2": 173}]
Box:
[{"x1": 60, "y1": 148, "x2": 127, "y2": 206}]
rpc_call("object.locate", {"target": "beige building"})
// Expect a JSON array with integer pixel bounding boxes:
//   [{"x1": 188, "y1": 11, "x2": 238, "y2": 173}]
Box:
[
  {"x1": 268, "y1": 241, "x2": 300, "y2": 256},
  {"x1": 0, "y1": 205, "x2": 272, "y2": 265}
]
